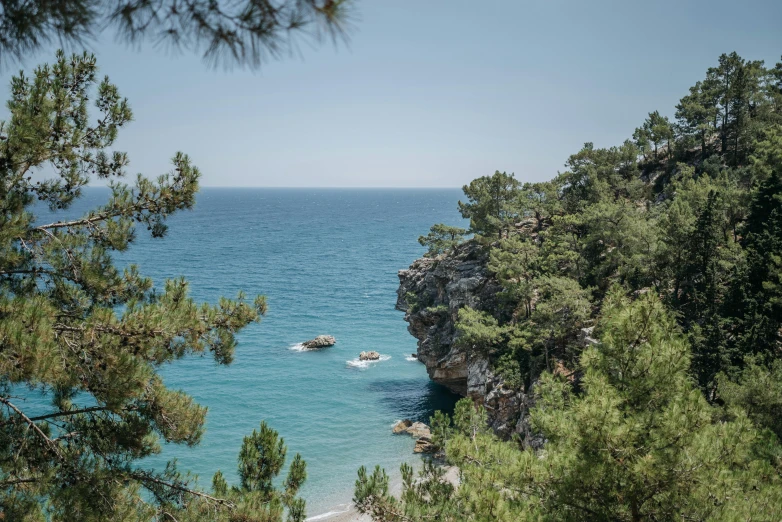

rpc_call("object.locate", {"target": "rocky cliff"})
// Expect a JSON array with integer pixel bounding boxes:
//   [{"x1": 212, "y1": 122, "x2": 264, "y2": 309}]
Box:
[{"x1": 397, "y1": 241, "x2": 540, "y2": 443}]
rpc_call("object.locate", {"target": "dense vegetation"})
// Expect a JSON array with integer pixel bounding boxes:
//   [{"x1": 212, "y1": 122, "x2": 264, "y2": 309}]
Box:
[
  {"x1": 0, "y1": 52, "x2": 309, "y2": 522},
  {"x1": 355, "y1": 52, "x2": 782, "y2": 520}
]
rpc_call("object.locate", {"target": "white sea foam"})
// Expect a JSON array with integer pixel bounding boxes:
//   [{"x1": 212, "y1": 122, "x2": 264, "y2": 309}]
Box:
[
  {"x1": 305, "y1": 504, "x2": 352, "y2": 521},
  {"x1": 346, "y1": 354, "x2": 391, "y2": 369},
  {"x1": 405, "y1": 355, "x2": 418, "y2": 362},
  {"x1": 289, "y1": 343, "x2": 307, "y2": 352}
]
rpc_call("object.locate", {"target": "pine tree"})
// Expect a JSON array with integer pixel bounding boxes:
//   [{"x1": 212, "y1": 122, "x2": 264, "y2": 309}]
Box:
[
  {"x1": 0, "y1": 51, "x2": 307, "y2": 521},
  {"x1": 458, "y1": 171, "x2": 521, "y2": 240},
  {"x1": 195, "y1": 422, "x2": 308, "y2": 522},
  {"x1": 675, "y1": 81, "x2": 719, "y2": 156},
  {"x1": 0, "y1": 0, "x2": 353, "y2": 69},
  {"x1": 418, "y1": 224, "x2": 467, "y2": 257},
  {"x1": 636, "y1": 111, "x2": 674, "y2": 160},
  {"x1": 734, "y1": 169, "x2": 782, "y2": 357},
  {"x1": 355, "y1": 293, "x2": 782, "y2": 521}
]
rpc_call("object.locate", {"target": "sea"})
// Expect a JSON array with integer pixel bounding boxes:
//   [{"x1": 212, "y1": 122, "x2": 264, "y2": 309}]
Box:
[{"x1": 36, "y1": 187, "x2": 466, "y2": 518}]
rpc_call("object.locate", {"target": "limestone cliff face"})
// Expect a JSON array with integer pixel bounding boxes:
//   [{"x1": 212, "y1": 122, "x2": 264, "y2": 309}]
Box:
[{"x1": 397, "y1": 241, "x2": 540, "y2": 443}]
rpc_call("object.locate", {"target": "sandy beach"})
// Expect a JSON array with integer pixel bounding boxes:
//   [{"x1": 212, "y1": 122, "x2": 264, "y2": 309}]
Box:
[
  {"x1": 306, "y1": 505, "x2": 370, "y2": 522},
  {"x1": 306, "y1": 465, "x2": 459, "y2": 522}
]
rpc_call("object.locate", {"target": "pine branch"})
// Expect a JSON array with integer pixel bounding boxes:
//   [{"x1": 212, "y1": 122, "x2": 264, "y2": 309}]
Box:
[
  {"x1": 0, "y1": 397, "x2": 64, "y2": 460},
  {"x1": 27, "y1": 406, "x2": 118, "y2": 423},
  {"x1": 130, "y1": 470, "x2": 236, "y2": 509}
]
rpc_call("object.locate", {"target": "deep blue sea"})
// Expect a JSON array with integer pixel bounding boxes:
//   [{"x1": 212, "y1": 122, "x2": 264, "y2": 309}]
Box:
[{"x1": 39, "y1": 188, "x2": 465, "y2": 518}]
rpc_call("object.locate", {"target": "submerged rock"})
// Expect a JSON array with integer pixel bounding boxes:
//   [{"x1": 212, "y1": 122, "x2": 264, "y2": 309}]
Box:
[
  {"x1": 302, "y1": 335, "x2": 336, "y2": 349},
  {"x1": 359, "y1": 350, "x2": 381, "y2": 361}
]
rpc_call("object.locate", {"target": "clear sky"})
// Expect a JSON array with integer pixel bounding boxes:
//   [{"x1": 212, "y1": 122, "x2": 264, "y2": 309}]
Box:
[{"x1": 2, "y1": 0, "x2": 781, "y2": 187}]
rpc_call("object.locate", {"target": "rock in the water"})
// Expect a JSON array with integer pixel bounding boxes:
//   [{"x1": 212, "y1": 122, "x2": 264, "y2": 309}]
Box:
[
  {"x1": 392, "y1": 419, "x2": 413, "y2": 434},
  {"x1": 406, "y1": 422, "x2": 431, "y2": 438},
  {"x1": 413, "y1": 436, "x2": 437, "y2": 454},
  {"x1": 393, "y1": 420, "x2": 436, "y2": 453},
  {"x1": 302, "y1": 335, "x2": 336, "y2": 349},
  {"x1": 410, "y1": 353, "x2": 417, "y2": 359},
  {"x1": 359, "y1": 350, "x2": 380, "y2": 361}
]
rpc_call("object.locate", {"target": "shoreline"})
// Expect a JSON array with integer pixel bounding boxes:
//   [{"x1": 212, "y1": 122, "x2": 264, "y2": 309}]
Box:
[
  {"x1": 305, "y1": 463, "x2": 459, "y2": 522},
  {"x1": 306, "y1": 504, "x2": 370, "y2": 522}
]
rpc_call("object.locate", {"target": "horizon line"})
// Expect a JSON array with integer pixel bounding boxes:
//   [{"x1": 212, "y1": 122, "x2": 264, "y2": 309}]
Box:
[
  {"x1": 83, "y1": 185, "x2": 465, "y2": 189},
  {"x1": 198, "y1": 185, "x2": 464, "y2": 189}
]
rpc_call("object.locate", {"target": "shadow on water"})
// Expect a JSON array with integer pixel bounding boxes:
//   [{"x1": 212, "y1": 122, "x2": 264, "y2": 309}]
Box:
[{"x1": 367, "y1": 378, "x2": 462, "y2": 423}]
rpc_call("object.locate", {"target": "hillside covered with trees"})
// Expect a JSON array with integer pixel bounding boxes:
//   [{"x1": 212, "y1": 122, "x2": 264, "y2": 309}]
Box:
[{"x1": 355, "y1": 51, "x2": 782, "y2": 520}]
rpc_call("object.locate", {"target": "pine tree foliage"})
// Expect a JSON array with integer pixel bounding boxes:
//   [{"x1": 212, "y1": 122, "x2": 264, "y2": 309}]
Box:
[
  {"x1": 0, "y1": 0, "x2": 354, "y2": 69},
  {"x1": 458, "y1": 171, "x2": 521, "y2": 240},
  {"x1": 418, "y1": 223, "x2": 467, "y2": 257},
  {"x1": 0, "y1": 51, "x2": 308, "y2": 521},
  {"x1": 356, "y1": 294, "x2": 782, "y2": 521},
  {"x1": 371, "y1": 51, "x2": 782, "y2": 521}
]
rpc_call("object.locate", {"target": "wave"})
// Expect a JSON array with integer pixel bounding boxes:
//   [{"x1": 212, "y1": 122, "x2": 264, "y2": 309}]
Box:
[
  {"x1": 405, "y1": 355, "x2": 418, "y2": 362},
  {"x1": 346, "y1": 354, "x2": 391, "y2": 369},
  {"x1": 289, "y1": 343, "x2": 307, "y2": 352},
  {"x1": 305, "y1": 504, "x2": 352, "y2": 521}
]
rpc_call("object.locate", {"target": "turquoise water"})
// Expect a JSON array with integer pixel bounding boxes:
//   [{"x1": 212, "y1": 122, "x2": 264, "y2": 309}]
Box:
[{"x1": 48, "y1": 188, "x2": 465, "y2": 517}]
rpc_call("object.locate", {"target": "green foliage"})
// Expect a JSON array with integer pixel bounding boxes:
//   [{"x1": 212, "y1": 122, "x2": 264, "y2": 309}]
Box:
[
  {"x1": 366, "y1": 51, "x2": 782, "y2": 522},
  {"x1": 458, "y1": 171, "x2": 521, "y2": 239},
  {"x1": 0, "y1": 0, "x2": 354, "y2": 69},
  {"x1": 181, "y1": 422, "x2": 309, "y2": 522},
  {"x1": 418, "y1": 223, "x2": 467, "y2": 257},
  {"x1": 718, "y1": 359, "x2": 782, "y2": 441},
  {"x1": 493, "y1": 352, "x2": 523, "y2": 389},
  {"x1": 528, "y1": 276, "x2": 592, "y2": 368},
  {"x1": 488, "y1": 236, "x2": 538, "y2": 317},
  {"x1": 676, "y1": 81, "x2": 720, "y2": 155},
  {"x1": 523, "y1": 293, "x2": 782, "y2": 520},
  {"x1": 355, "y1": 461, "x2": 458, "y2": 522},
  {"x1": 403, "y1": 291, "x2": 419, "y2": 313},
  {"x1": 0, "y1": 52, "x2": 304, "y2": 521},
  {"x1": 454, "y1": 307, "x2": 505, "y2": 354},
  {"x1": 729, "y1": 168, "x2": 782, "y2": 359},
  {"x1": 357, "y1": 295, "x2": 782, "y2": 521},
  {"x1": 437, "y1": 51, "x2": 782, "y2": 394},
  {"x1": 750, "y1": 125, "x2": 782, "y2": 183},
  {"x1": 635, "y1": 110, "x2": 674, "y2": 159}
]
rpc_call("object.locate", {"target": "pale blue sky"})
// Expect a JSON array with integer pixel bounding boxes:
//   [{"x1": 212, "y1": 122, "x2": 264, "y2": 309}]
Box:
[{"x1": 3, "y1": 0, "x2": 782, "y2": 187}]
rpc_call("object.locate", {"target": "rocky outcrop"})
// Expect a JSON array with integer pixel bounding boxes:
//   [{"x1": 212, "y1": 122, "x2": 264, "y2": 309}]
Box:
[
  {"x1": 302, "y1": 335, "x2": 336, "y2": 349},
  {"x1": 406, "y1": 422, "x2": 431, "y2": 438},
  {"x1": 397, "y1": 241, "x2": 504, "y2": 395},
  {"x1": 397, "y1": 241, "x2": 539, "y2": 443},
  {"x1": 392, "y1": 420, "x2": 436, "y2": 453},
  {"x1": 359, "y1": 351, "x2": 380, "y2": 361},
  {"x1": 392, "y1": 419, "x2": 413, "y2": 433},
  {"x1": 413, "y1": 437, "x2": 436, "y2": 454}
]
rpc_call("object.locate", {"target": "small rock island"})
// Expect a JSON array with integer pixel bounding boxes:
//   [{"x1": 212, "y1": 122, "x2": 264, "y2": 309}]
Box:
[{"x1": 301, "y1": 335, "x2": 336, "y2": 350}]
